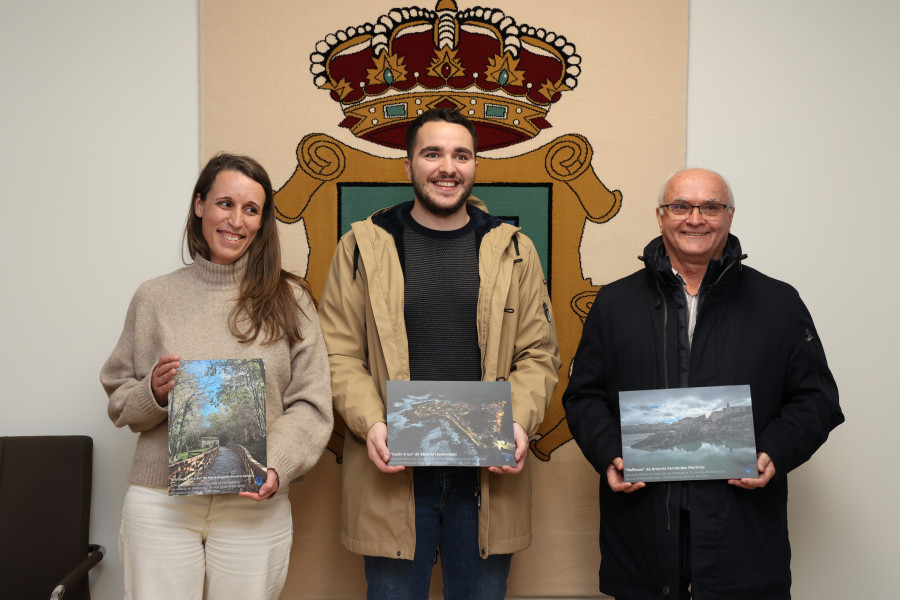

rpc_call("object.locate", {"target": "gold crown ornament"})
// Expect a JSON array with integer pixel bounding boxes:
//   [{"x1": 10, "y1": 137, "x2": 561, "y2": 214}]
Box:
[{"x1": 310, "y1": 0, "x2": 581, "y2": 150}]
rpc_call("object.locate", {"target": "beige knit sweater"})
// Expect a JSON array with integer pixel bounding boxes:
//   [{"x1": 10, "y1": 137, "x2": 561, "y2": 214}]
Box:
[{"x1": 101, "y1": 255, "x2": 333, "y2": 491}]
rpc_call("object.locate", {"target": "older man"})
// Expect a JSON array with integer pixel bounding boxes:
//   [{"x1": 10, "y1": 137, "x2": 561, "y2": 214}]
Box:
[{"x1": 563, "y1": 168, "x2": 844, "y2": 600}]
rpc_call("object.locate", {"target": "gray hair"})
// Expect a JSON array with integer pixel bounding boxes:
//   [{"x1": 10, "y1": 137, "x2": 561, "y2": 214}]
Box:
[{"x1": 657, "y1": 168, "x2": 735, "y2": 212}]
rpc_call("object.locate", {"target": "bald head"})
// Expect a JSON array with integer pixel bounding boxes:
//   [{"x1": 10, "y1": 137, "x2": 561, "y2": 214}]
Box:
[
  {"x1": 655, "y1": 168, "x2": 736, "y2": 274},
  {"x1": 658, "y1": 168, "x2": 734, "y2": 210}
]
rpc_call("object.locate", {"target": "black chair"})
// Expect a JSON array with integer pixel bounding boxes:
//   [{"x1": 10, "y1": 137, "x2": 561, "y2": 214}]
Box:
[{"x1": 0, "y1": 436, "x2": 105, "y2": 599}]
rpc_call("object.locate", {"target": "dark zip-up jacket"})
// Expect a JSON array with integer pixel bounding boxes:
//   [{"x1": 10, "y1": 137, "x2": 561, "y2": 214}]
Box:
[{"x1": 562, "y1": 234, "x2": 843, "y2": 600}]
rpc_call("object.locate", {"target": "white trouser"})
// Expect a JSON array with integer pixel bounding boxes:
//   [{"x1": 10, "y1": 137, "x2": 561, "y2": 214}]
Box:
[{"x1": 119, "y1": 484, "x2": 292, "y2": 600}]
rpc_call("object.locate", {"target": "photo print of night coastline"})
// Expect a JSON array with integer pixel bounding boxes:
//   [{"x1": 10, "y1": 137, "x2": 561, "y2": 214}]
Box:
[
  {"x1": 619, "y1": 384, "x2": 758, "y2": 482},
  {"x1": 387, "y1": 380, "x2": 515, "y2": 467}
]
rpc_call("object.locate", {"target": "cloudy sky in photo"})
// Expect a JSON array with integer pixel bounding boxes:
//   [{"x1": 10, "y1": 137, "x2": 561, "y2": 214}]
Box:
[{"x1": 619, "y1": 385, "x2": 751, "y2": 426}]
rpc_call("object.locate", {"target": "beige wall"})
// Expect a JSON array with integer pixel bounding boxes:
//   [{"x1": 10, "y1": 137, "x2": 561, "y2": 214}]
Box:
[
  {"x1": 0, "y1": 3, "x2": 198, "y2": 600},
  {"x1": 686, "y1": 3, "x2": 898, "y2": 598},
  {"x1": 1, "y1": 1, "x2": 895, "y2": 599}
]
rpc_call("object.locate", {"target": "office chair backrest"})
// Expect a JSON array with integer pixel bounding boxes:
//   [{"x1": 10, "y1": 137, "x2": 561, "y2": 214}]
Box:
[{"x1": 0, "y1": 436, "x2": 94, "y2": 600}]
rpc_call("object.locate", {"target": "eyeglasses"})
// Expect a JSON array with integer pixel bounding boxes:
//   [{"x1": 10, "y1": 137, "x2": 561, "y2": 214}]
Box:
[{"x1": 660, "y1": 203, "x2": 732, "y2": 218}]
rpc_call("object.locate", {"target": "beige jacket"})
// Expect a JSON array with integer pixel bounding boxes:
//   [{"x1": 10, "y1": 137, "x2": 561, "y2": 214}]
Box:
[{"x1": 319, "y1": 199, "x2": 560, "y2": 558}]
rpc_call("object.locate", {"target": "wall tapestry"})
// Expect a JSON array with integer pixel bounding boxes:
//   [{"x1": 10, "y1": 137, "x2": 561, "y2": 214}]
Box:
[{"x1": 201, "y1": 1, "x2": 687, "y2": 596}]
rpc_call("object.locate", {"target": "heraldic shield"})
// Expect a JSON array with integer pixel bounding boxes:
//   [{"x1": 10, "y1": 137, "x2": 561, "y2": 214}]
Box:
[{"x1": 274, "y1": 132, "x2": 622, "y2": 461}]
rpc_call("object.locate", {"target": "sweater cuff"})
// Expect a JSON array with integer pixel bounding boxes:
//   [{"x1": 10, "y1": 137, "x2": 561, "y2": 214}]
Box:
[{"x1": 137, "y1": 376, "x2": 170, "y2": 426}]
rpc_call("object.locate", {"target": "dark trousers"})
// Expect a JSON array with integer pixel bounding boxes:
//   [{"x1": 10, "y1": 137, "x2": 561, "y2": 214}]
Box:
[{"x1": 364, "y1": 467, "x2": 512, "y2": 600}]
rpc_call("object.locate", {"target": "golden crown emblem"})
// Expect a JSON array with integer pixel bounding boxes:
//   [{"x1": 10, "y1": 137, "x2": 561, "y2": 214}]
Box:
[{"x1": 310, "y1": 0, "x2": 581, "y2": 150}]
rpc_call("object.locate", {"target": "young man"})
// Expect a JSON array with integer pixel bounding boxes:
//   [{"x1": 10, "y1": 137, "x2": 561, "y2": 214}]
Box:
[{"x1": 319, "y1": 108, "x2": 560, "y2": 599}]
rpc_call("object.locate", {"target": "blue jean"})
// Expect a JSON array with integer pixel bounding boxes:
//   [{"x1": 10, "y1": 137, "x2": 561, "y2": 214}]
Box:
[{"x1": 364, "y1": 467, "x2": 512, "y2": 600}]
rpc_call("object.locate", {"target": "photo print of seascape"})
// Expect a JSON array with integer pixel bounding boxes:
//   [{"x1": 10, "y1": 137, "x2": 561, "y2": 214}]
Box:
[{"x1": 619, "y1": 384, "x2": 758, "y2": 482}]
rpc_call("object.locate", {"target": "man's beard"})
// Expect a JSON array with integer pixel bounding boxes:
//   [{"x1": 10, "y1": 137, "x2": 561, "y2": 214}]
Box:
[{"x1": 411, "y1": 175, "x2": 474, "y2": 218}]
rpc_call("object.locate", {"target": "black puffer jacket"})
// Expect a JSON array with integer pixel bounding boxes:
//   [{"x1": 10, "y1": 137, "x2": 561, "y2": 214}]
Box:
[{"x1": 563, "y1": 234, "x2": 844, "y2": 600}]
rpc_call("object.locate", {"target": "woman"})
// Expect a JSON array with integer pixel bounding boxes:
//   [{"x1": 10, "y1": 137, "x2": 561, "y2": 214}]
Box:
[{"x1": 101, "y1": 153, "x2": 333, "y2": 599}]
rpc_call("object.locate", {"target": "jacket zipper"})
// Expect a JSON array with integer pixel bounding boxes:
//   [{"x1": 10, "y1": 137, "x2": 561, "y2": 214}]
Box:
[
  {"x1": 653, "y1": 276, "x2": 673, "y2": 531},
  {"x1": 654, "y1": 255, "x2": 740, "y2": 533}
]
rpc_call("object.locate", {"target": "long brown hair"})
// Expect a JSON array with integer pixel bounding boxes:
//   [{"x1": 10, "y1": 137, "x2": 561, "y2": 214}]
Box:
[{"x1": 185, "y1": 152, "x2": 314, "y2": 346}]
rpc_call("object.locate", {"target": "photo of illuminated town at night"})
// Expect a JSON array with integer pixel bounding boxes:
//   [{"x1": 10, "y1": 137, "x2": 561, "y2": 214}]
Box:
[{"x1": 387, "y1": 380, "x2": 515, "y2": 467}]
